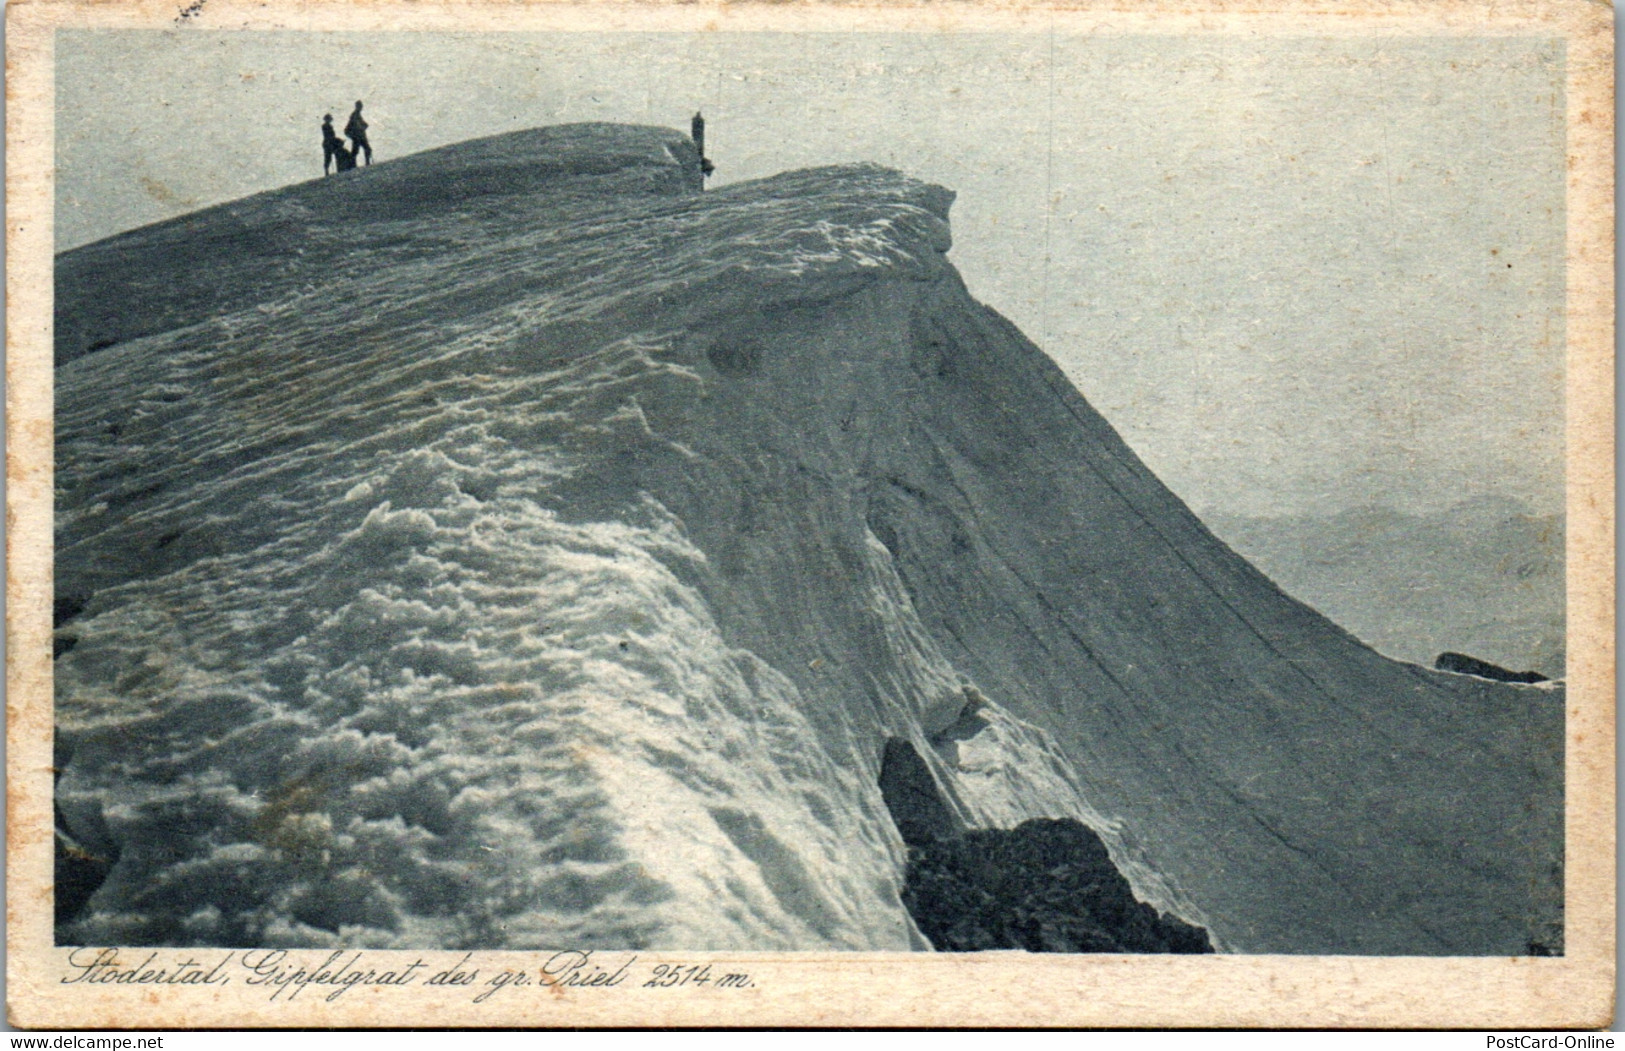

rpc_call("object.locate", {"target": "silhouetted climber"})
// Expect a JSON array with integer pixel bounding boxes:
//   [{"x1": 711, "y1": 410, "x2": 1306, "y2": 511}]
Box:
[
  {"x1": 321, "y1": 114, "x2": 347, "y2": 175},
  {"x1": 345, "y1": 101, "x2": 372, "y2": 166},
  {"x1": 691, "y1": 111, "x2": 715, "y2": 179}
]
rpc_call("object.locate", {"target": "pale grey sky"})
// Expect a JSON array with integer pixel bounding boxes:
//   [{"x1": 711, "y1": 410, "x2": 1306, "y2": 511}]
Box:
[{"x1": 56, "y1": 30, "x2": 1566, "y2": 520}]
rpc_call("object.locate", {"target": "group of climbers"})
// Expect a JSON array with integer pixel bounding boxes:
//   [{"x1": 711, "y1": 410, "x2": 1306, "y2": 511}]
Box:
[{"x1": 321, "y1": 101, "x2": 373, "y2": 175}]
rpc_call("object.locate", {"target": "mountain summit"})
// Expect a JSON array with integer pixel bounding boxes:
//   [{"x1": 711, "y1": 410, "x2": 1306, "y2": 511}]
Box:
[{"x1": 54, "y1": 124, "x2": 1562, "y2": 953}]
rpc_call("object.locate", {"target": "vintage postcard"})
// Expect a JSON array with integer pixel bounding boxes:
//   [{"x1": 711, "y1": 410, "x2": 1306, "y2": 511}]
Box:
[{"x1": 5, "y1": 0, "x2": 1614, "y2": 1030}]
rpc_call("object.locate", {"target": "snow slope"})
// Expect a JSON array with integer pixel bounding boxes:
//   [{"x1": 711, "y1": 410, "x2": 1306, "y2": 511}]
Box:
[
  {"x1": 1205, "y1": 498, "x2": 1565, "y2": 677},
  {"x1": 53, "y1": 123, "x2": 1562, "y2": 954}
]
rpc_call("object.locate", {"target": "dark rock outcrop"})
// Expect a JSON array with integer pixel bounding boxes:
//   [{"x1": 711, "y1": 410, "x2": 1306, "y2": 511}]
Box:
[
  {"x1": 903, "y1": 819, "x2": 1214, "y2": 954},
  {"x1": 54, "y1": 123, "x2": 1563, "y2": 953}
]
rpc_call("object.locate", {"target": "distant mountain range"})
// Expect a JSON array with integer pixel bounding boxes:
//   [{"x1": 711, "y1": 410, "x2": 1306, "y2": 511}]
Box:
[
  {"x1": 1204, "y1": 496, "x2": 1564, "y2": 677},
  {"x1": 52, "y1": 124, "x2": 1562, "y2": 955}
]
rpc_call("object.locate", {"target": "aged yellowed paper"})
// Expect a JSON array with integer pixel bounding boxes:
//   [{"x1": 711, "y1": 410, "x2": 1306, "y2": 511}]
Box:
[{"x1": 7, "y1": 0, "x2": 1614, "y2": 1029}]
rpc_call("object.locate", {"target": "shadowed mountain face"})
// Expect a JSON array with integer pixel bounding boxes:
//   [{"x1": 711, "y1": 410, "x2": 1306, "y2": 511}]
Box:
[{"x1": 53, "y1": 124, "x2": 1562, "y2": 954}]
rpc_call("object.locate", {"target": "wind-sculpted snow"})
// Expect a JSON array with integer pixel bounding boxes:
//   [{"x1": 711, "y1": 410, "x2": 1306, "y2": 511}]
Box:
[{"x1": 55, "y1": 124, "x2": 1561, "y2": 953}]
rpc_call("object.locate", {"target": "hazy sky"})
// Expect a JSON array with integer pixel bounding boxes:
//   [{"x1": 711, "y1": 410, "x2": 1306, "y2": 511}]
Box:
[{"x1": 56, "y1": 30, "x2": 1566, "y2": 519}]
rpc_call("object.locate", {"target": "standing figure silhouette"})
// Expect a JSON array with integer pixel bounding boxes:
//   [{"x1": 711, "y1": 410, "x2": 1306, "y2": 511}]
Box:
[
  {"x1": 321, "y1": 114, "x2": 347, "y2": 175},
  {"x1": 691, "y1": 111, "x2": 714, "y2": 178},
  {"x1": 345, "y1": 101, "x2": 372, "y2": 166}
]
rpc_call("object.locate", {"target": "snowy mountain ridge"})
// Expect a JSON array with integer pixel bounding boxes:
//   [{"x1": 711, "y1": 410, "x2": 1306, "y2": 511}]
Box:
[{"x1": 54, "y1": 124, "x2": 1562, "y2": 954}]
